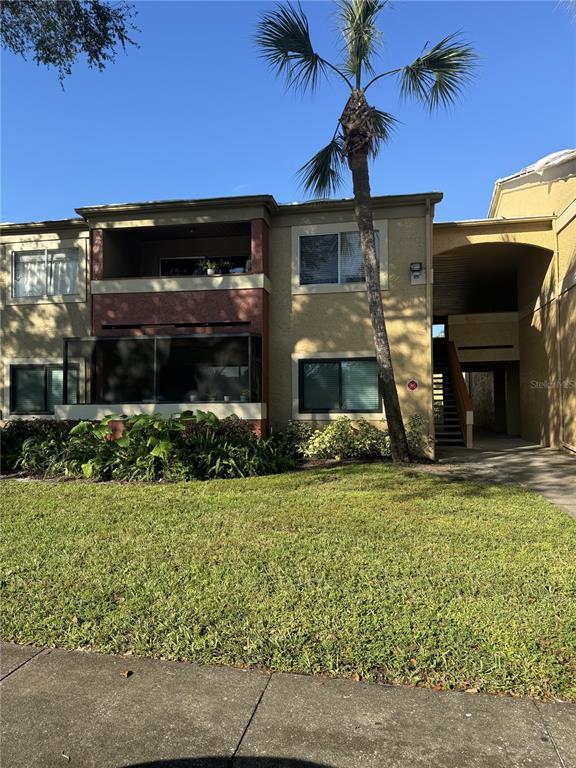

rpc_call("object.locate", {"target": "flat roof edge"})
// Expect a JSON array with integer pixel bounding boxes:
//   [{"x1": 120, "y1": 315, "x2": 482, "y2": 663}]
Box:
[
  {"x1": 434, "y1": 215, "x2": 554, "y2": 229},
  {"x1": 75, "y1": 194, "x2": 279, "y2": 218},
  {"x1": 75, "y1": 191, "x2": 443, "y2": 219},
  {"x1": 1, "y1": 218, "x2": 87, "y2": 234},
  {"x1": 3, "y1": 192, "x2": 444, "y2": 231},
  {"x1": 278, "y1": 192, "x2": 443, "y2": 212}
]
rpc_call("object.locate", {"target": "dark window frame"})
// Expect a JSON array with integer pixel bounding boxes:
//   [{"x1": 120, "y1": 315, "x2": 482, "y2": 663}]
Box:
[
  {"x1": 62, "y1": 334, "x2": 262, "y2": 405},
  {"x1": 10, "y1": 363, "x2": 79, "y2": 415},
  {"x1": 298, "y1": 357, "x2": 382, "y2": 414},
  {"x1": 298, "y1": 230, "x2": 380, "y2": 287}
]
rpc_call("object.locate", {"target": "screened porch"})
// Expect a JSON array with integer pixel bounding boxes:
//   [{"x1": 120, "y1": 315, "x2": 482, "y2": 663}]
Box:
[{"x1": 62, "y1": 334, "x2": 262, "y2": 406}]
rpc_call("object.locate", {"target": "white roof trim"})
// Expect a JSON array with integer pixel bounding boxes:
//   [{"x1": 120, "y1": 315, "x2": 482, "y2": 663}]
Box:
[
  {"x1": 495, "y1": 149, "x2": 576, "y2": 185},
  {"x1": 488, "y1": 149, "x2": 576, "y2": 217}
]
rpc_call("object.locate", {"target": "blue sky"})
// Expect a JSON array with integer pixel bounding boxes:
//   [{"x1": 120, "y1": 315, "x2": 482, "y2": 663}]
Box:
[{"x1": 1, "y1": 1, "x2": 574, "y2": 224}]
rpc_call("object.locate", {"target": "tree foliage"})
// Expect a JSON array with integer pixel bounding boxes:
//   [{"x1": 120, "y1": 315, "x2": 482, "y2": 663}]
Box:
[
  {"x1": 257, "y1": 0, "x2": 478, "y2": 197},
  {"x1": 1, "y1": 0, "x2": 138, "y2": 82}
]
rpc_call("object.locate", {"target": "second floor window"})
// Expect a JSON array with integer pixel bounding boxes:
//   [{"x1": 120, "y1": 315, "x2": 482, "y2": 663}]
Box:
[
  {"x1": 299, "y1": 231, "x2": 380, "y2": 286},
  {"x1": 12, "y1": 248, "x2": 80, "y2": 299}
]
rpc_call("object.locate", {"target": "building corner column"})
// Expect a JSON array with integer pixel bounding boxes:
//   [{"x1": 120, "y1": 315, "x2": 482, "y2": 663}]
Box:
[{"x1": 250, "y1": 219, "x2": 270, "y2": 435}]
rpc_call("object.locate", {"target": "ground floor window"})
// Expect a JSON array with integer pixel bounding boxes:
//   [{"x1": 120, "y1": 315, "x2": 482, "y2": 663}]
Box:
[
  {"x1": 10, "y1": 364, "x2": 79, "y2": 414},
  {"x1": 299, "y1": 358, "x2": 381, "y2": 413}
]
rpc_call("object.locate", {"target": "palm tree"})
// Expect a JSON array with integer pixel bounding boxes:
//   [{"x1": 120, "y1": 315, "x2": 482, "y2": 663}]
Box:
[{"x1": 256, "y1": 0, "x2": 477, "y2": 463}]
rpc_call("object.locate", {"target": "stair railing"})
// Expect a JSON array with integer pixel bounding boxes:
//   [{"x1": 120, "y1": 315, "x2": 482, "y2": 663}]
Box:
[{"x1": 446, "y1": 341, "x2": 474, "y2": 448}]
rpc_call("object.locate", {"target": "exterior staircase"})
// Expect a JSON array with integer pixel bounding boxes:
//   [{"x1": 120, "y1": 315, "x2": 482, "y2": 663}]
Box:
[{"x1": 433, "y1": 339, "x2": 465, "y2": 446}]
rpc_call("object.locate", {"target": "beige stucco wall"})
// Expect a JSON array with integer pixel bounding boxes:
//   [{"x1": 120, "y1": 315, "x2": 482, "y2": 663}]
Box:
[
  {"x1": 489, "y1": 161, "x2": 576, "y2": 219},
  {"x1": 518, "y1": 302, "x2": 560, "y2": 445},
  {"x1": 81, "y1": 203, "x2": 274, "y2": 230},
  {"x1": 557, "y1": 209, "x2": 576, "y2": 451},
  {"x1": 0, "y1": 227, "x2": 91, "y2": 418},
  {"x1": 557, "y1": 201, "x2": 576, "y2": 281},
  {"x1": 434, "y1": 161, "x2": 575, "y2": 452},
  {"x1": 433, "y1": 219, "x2": 555, "y2": 257},
  {"x1": 491, "y1": 157, "x2": 574, "y2": 447},
  {"x1": 515, "y1": 197, "x2": 576, "y2": 450},
  {"x1": 268, "y1": 206, "x2": 433, "y2": 439},
  {"x1": 447, "y1": 312, "x2": 519, "y2": 363}
]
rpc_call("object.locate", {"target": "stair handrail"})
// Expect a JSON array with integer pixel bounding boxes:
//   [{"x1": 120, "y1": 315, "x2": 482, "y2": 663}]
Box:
[{"x1": 446, "y1": 341, "x2": 474, "y2": 448}]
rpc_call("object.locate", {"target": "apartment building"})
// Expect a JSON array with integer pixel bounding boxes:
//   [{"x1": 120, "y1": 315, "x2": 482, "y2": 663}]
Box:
[{"x1": 1, "y1": 150, "x2": 574, "y2": 454}]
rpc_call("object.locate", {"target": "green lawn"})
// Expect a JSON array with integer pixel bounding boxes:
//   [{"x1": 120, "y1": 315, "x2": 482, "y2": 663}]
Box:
[{"x1": 1, "y1": 465, "x2": 575, "y2": 700}]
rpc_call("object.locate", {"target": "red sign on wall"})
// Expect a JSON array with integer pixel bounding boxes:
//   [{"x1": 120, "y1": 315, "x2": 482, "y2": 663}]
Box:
[{"x1": 406, "y1": 379, "x2": 419, "y2": 392}]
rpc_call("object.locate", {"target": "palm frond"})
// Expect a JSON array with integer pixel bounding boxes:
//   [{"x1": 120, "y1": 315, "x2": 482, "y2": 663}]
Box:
[
  {"x1": 255, "y1": 2, "x2": 326, "y2": 93},
  {"x1": 298, "y1": 137, "x2": 346, "y2": 197},
  {"x1": 370, "y1": 108, "x2": 398, "y2": 156},
  {"x1": 337, "y1": 0, "x2": 387, "y2": 82},
  {"x1": 399, "y1": 33, "x2": 478, "y2": 111}
]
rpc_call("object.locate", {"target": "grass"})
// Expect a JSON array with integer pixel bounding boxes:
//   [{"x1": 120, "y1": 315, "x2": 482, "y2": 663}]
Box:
[{"x1": 1, "y1": 465, "x2": 575, "y2": 700}]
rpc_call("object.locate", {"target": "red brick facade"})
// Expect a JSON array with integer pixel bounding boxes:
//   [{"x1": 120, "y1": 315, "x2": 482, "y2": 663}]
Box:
[
  {"x1": 250, "y1": 219, "x2": 269, "y2": 275},
  {"x1": 89, "y1": 217, "x2": 270, "y2": 432},
  {"x1": 92, "y1": 289, "x2": 266, "y2": 336},
  {"x1": 90, "y1": 229, "x2": 104, "y2": 280}
]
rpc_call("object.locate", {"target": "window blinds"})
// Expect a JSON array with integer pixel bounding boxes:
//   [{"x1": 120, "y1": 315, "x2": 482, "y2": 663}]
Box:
[
  {"x1": 299, "y1": 231, "x2": 380, "y2": 286},
  {"x1": 300, "y1": 358, "x2": 380, "y2": 412}
]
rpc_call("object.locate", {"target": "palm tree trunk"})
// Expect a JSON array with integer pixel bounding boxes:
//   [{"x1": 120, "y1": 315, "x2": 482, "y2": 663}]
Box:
[{"x1": 348, "y1": 149, "x2": 410, "y2": 463}]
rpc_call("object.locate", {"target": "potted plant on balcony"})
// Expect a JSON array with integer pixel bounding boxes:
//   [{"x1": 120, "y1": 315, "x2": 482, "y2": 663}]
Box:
[{"x1": 204, "y1": 259, "x2": 232, "y2": 276}]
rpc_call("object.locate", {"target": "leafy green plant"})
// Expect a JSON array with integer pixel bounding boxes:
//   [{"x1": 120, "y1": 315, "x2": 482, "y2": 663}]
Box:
[
  {"x1": 204, "y1": 259, "x2": 231, "y2": 274},
  {"x1": 177, "y1": 412, "x2": 291, "y2": 480},
  {"x1": 1, "y1": 420, "x2": 75, "y2": 474},
  {"x1": 298, "y1": 415, "x2": 430, "y2": 462},
  {"x1": 10, "y1": 411, "x2": 431, "y2": 481},
  {"x1": 18, "y1": 417, "x2": 118, "y2": 479},
  {"x1": 302, "y1": 417, "x2": 390, "y2": 461},
  {"x1": 271, "y1": 420, "x2": 315, "y2": 460},
  {"x1": 110, "y1": 413, "x2": 186, "y2": 481},
  {"x1": 406, "y1": 414, "x2": 433, "y2": 459},
  {"x1": 16, "y1": 411, "x2": 292, "y2": 482}
]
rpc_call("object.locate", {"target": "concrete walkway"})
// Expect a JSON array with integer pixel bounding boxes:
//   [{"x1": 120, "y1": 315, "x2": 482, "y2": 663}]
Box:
[
  {"x1": 1, "y1": 643, "x2": 575, "y2": 768},
  {"x1": 434, "y1": 436, "x2": 576, "y2": 518}
]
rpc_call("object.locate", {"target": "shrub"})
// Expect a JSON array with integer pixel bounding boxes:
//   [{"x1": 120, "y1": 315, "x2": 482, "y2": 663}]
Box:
[
  {"x1": 298, "y1": 415, "x2": 431, "y2": 462},
  {"x1": 406, "y1": 414, "x2": 433, "y2": 459},
  {"x1": 174, "y1": 412, "x2": 291, "y2": 481},
  {"x1": 17, "y1": 411, "x2": 293, "y2": 482},
  {"x1": 303, "y1": 417, "x2": 391, "y2": 461},
  {"x1": 271, "y1": 420, "x2": 315, "y2": 460},
  {"x1": 0, "y1": 420, "x2": 75, "y2": 474}
]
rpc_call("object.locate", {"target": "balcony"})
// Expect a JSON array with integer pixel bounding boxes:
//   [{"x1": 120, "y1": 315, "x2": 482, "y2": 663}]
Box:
[
  {"x1": 55, "y1": 334, "x2": 266, "y2": 421},
  {"x1": 91, "y1": 220, "x2": 270, "y2": 292},
  {"x1": 89, "y1": 220, "x2": 270, "y2": 335}
]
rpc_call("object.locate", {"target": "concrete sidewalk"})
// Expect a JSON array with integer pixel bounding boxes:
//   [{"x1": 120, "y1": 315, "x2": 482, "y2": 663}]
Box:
[
  {"x1": 1, "y1": 643, "x2": 575, "y2": 768},
  {"x1": 434, "y1": 436, "x2": 576, "y2": 519}
]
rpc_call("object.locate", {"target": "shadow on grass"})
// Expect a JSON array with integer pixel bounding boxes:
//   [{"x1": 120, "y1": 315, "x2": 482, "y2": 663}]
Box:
[
  {"x1": 122, "y1": 758, "x2": 333, "y2": 767},
  {"x1": 299, "y1": 461, "x2": 509, "y2": 504}
]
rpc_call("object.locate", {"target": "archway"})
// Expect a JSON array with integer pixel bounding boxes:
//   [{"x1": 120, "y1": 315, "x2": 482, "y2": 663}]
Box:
[{"x1": 432, "y1": 240, "x2": 558, "y2": 448}]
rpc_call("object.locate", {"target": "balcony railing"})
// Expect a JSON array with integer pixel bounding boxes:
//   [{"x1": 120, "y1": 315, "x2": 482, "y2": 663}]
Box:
[
  {"x1": 63, "y1": 334, "x2": 262, "y2": 406},
  {"x1": 90, "y1": 272, "x2": 268, "y2": 295}
]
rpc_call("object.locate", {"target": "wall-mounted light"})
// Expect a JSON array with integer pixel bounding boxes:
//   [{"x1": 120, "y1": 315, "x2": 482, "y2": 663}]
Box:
[{"x1": 410, "y1": 261, "x2": 426, "y2": 286}]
